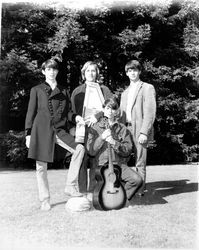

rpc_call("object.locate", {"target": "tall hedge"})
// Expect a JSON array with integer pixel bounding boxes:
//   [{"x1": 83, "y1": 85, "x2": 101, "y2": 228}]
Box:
[{"x1": 1, "y1": 0, "x2": 198, "y2": 166}]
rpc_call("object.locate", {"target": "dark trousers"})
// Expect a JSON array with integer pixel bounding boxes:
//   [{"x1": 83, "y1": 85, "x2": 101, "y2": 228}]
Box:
[
  {"x1": 78, "y1": 153, "x2": 96, "y2": 193},
  {"x1": 79, "y1": 156, "x2": 142, "y2": 200},
  {"x1": 120, "y1": 163, "x2": 143, "y2": 200}
]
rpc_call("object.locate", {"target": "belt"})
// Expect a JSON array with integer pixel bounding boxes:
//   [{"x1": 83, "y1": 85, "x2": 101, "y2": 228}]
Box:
[{"x1": 126, "y1": 122, "x2": 132, "y2": 126}]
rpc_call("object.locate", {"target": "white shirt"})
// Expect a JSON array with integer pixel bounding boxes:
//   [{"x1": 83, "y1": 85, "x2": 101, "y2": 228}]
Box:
[
  {"x1": 126, "y1": 81, "x2": 140, "y2": 122},
  {"x1": 83, "y1": 82, "x2": 105, "y2": 118}
]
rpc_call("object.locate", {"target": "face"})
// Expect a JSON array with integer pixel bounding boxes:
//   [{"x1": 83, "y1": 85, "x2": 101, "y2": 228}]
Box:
[
  {"x1": 84, "y1": 64, "x2": 97, "y2": 82},
  {"x1": 126, "y1": 68, "x2": 140, "y2": 82},
  {"x1": 42, "y1": 67, "x2": 58, "y2": 81},
  {"x1": 103, "y1": 106, "x2": 117, "y2": 120}
]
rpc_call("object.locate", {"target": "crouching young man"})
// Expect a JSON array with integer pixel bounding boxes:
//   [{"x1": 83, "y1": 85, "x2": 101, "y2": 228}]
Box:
[{"x1": 86, "y1": 97, "x2": 143, "y2": 207}]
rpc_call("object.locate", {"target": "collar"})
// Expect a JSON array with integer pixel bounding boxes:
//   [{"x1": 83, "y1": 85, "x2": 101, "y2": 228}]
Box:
[
  {"x1": 44, "y1": 81, "x2": 57, "y2": 89},
  {"x1": 98, "y1": 117, "x2": 108, "y2": 128},
  {"x1": 130, "y1": 79, "x2": 141, "y2": 87},
  {"x1": 43, "y1": 82, "x2": 62, "y2": 98},
  {"x1": 85, "y1": 81, "x2": 99, "y2": 87},
  {"x1": 98, "y1": 117, "x2": 119, "y2": 129}
]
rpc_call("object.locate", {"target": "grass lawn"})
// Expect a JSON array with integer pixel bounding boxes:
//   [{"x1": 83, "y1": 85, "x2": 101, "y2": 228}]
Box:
[{"x1": 0, "y1": 164, "x2": 198, "y2": 250}]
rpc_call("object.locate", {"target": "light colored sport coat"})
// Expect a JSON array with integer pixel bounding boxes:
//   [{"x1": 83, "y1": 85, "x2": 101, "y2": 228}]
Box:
[{"x1": 120, "y1": 81, "x2": 156, "y2": 143}]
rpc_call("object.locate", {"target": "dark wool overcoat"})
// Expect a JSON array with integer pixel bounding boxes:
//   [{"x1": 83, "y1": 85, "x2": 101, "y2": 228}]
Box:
[{"x1": 25, "y1": 82, "x2": 76, "y2": 163}]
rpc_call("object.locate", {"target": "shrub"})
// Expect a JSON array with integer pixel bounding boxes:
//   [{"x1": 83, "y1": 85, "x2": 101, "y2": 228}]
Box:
[
  {"x1": 2, "y1": 130, "x2": 28, "y2": 168},
  {"x1": 183, "y1": 144, "x2": 199, "y2": 162},
  {"x1": 183, "y1": 99, "x2": 199, "y2": 145},
  {"x1": 1, "y1": 130, "x2": 68, "y2": 169}
]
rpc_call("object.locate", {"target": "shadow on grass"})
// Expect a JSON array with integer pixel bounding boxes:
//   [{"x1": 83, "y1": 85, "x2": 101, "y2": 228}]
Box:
[
  {"x1": 51, "y1": 195, "x2": 76, "y2": 208},
  {"x1": 51, "y1": 200, "x2": 68, "y2": 208},
  {"x1": 131, "y1": 179, "x2": 198, "y2": 205},
  {"x1": 51, "y1": 179, "x2": 198, "y2": 209}
]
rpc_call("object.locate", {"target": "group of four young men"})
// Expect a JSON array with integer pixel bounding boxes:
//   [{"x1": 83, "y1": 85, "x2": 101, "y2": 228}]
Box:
[{"x1": 25, "y1": 59, "x2": 156, "y2": 211}]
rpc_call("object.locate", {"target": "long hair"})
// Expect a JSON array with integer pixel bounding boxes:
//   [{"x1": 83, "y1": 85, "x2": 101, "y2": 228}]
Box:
[{"x1": 81, "y1": 61, "x2": 100, "y2": 81}]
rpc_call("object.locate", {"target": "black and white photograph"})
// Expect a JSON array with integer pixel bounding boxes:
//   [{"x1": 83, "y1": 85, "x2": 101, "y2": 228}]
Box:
[{"x1": 0, "y1": 0, "x2": 198, "y2": 249}]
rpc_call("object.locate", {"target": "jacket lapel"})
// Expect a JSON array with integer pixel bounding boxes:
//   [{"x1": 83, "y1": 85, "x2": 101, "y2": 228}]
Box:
[
  {"x1": 49, "y1": 85, "x2": 61, "y2": 99},
  {"x1": 41, "y1": 83, "x2": 66, "y2": 100}
]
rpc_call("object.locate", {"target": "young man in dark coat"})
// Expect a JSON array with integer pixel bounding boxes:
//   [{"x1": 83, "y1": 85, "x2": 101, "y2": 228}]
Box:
[{"x1": 25, "y1": 59, "x2": 85, "y2": 211}]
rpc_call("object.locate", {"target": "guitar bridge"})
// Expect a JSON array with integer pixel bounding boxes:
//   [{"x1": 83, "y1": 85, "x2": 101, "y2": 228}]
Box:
[{"x1": 107, "y1": 190, "x2": 119, "y2": 194}]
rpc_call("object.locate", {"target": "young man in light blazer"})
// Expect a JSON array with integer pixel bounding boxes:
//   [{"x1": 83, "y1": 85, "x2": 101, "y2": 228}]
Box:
[{"x1": 120, "y1": 60, "x2": 156, "y2": 196}]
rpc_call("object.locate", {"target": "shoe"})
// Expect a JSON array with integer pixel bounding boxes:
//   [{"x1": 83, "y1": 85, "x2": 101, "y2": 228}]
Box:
[
  {"x1": 125, "y1": 199, "x2": 133, "y2": 208},
  {"x1": 136, "y1": 192, "x2": 145, "y2": 197},
  {"x1": 65, "y1": 186, "x2": 83, "y2": 197},
  {"x1": 41, "y1": 200, "x2": 51, "y2": 211},
  {"x1": 86, "y1": 192, "x2": 93, "y2": 202}
]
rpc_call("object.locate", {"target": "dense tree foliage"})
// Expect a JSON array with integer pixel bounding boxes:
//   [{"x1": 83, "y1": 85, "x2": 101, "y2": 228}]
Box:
[{"x1": 1, "y1": 0, "x2": 199, "y2": 164}]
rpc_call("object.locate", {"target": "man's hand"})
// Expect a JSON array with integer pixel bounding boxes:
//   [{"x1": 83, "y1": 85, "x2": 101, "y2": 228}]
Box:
[
  {"x1": 75, "y1": 115, "x2": 85, "y2": 125},
  {"x1": 101, "y1": 129, "x2": 111, "y2": 140},
  {"x1": 138, "y1": 134, "x2": 148, "y2": 145},
  {"x1": 85, "y1": 115, "x2": 97, "y2": 127},
  {"x1": 26, "y1": 135, "x2": 31, "y2": 148},
  {"x1": 105, "y1": 136, "x2": 116, "y2": 146}
]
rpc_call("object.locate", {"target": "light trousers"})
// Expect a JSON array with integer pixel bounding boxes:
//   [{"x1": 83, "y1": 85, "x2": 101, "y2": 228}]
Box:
[
  {"x1": 36, "y1": 135, "x2": 85, "y2": 202},
  {"x1": 133, "y1": 136, "x2": 147, "y2": 193},
  {"x1": 126, "y1": 124, "x2": 147, "y2": 194}
]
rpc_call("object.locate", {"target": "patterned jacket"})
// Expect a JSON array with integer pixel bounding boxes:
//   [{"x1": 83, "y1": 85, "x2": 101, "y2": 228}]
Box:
[{"x1": 86, "y1": 117, "x2": 133, "y2": 166}]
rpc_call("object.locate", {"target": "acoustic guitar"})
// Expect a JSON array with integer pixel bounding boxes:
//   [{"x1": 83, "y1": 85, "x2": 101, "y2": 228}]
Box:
[{"x1": 93, "y1": 140, "x2": 127, "y2": 211}]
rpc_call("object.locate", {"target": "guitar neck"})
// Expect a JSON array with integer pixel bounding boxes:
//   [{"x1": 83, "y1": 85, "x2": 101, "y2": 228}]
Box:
[
  {"x1": 108, "y1": 143, "x2": 114, "y2": 173},
  {"x1": 82, "y1": 106, "x2": 86, "y2": 119}
]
